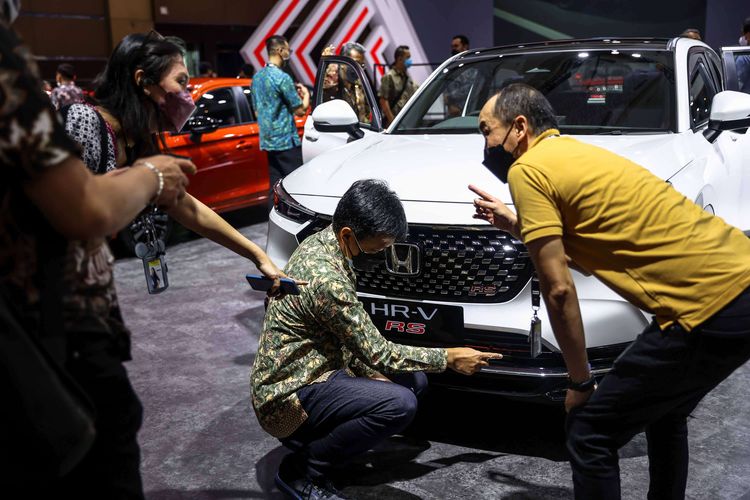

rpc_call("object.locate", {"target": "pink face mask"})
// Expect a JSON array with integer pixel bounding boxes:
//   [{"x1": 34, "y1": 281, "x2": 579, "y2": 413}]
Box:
[{"x1": 160, "y1": 90, "x2": 196, "y2": 132}]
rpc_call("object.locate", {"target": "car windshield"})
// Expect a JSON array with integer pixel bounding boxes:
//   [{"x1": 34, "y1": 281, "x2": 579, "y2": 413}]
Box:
[{"x1": 392, "y1": 49, "x2": 676, "y2": 135}]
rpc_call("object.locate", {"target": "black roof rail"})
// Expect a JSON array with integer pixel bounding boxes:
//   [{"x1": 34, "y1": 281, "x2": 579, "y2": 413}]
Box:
[{"x1": 461, "y1": 37, "x2": 674, "y2": 58}]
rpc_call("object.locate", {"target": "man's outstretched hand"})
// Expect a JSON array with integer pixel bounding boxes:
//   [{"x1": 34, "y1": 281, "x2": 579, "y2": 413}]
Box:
[{"x1": 446, "y1": 347, "x2": 503, "y2": 375}]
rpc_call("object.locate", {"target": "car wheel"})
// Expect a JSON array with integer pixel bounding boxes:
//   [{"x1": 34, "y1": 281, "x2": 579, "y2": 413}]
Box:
[{"x1": 118, "y1": 210, "x2": 174, "y2": 257}]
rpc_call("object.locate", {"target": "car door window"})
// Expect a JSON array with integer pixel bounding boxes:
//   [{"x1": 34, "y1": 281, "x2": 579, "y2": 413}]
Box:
[
  {"x1": 193, "y1": 87, "x2": 240, "y2": 128},
  {"x1": 317, "y1": 58, "x2": 376, "y2": 129},
  {"x1": 688, "y1": 63, "x2": 716, "y2": 128},
  {"x1": 241, "y1": 86, "x2": 256, "y2": 122},
  {"x1": 722, "y1": 48, "x2": 750, "y2": 94}
]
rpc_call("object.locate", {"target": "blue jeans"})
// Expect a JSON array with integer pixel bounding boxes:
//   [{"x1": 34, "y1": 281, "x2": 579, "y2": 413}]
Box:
[
  {"x1": 567, "y1": 286, "x2": 750, "y2": 499},
  {"x1": 281, "y1": 369, "x2": 428, "y2": 480}
]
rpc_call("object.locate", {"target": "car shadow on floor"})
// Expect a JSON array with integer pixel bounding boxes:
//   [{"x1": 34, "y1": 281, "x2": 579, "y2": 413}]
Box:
[{"x1": 409, "y1": 387, "x2": 569, "y2": 462}]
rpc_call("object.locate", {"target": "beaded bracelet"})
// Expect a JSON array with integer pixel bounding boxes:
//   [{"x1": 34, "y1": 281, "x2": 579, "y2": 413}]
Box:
[{"x1": 140, "y1": 161, "x2": 164, "y2": 204}]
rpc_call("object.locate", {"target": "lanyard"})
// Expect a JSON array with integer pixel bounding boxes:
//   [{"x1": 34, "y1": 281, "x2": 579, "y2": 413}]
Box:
[{"x1": 529, "y1": 272, "x2": 542, "y2": 357}]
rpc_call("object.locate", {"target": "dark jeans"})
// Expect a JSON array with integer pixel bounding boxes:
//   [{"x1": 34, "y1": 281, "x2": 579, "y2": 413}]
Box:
[
  {"x1": 50, "y1": 334, "x2": 144, "y2": 500},
  {"x1": 567, "y1": 286, "x2": 750, "y2": 500},
  {"x1": 267, "y1": 146, "x2": 303, "y2": 207},
  {"x1": 281, "y1": 369, "x2": 428, "y2": 480}
]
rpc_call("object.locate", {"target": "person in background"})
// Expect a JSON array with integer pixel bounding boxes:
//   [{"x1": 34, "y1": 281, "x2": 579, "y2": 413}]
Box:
[
  {"x1": 446, "y1": 34, "x2": 474, "y2": 117},
  {"x1": 680, "y1": 28, "x2": 701, "y2": 40},
  {"x1": 451, "y1": 34, "x2": 470, "y2": 55},
  {"x1": 198, "y1": 60, "x2": 216, "y2": 78},
  {"x1": 251, "y1": 35, "x2": 310, "y2": 205},
  {"x1": 321, "y1": 41, "x2": 371, "y2": 124},
  {"x1": 58, "y1": 31, "x2": 293, "y2": 498},
  {"x1": 238, "y1": 62, "x2": 255, "y2": 79},
  {"x1": 49, "y1": 62, "x2": 84, "y2": 109},
  {"x1": 378, "y1": 45, "x2": 417, "y2": 127},
  {"x1": 0, "y1": 4, "x2": 194, "y2": 497},
  {"x1": 472, "y1": 83, "x2": 750, "y2": 499},
  {"x1": 252, "y1": 179, "x2": 501, "y2": 499},
  {"x1": 736, "y1": 18, "x2": 750, "y2": 93}
]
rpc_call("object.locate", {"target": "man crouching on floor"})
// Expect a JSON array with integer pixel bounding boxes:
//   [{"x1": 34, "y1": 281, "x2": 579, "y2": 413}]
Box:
[{"x1": 251, "y1": 179, "x2": 502, "y2": 500}]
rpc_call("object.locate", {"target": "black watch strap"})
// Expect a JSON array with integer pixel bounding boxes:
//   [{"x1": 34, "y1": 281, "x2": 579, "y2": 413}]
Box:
[{"x1": 568, "y1": 375, "x2": 596, "y2": 392}]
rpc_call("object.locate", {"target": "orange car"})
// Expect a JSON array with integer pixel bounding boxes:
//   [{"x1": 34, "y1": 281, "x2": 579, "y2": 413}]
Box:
[
  {"x1": 164, "y1": 77, "x2": 306, "y2": 213},
  {"x1": 117, "y1": 78, "x2": 306, "y2": 254}
]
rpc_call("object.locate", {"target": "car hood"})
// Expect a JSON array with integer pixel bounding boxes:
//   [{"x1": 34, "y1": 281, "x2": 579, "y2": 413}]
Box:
[{"x1": 284, "y1": 132, "x2": 690, "y2": 210}]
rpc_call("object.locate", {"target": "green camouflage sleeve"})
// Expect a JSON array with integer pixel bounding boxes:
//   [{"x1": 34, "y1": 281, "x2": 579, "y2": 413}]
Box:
[
  {"x1": 349, "y1": 356, "x2": 381, "y2": 378},
  {"x1": 378, "y1": 73, "x2": 394, "y2": 100},
  {"x1": 315, "y1": 277, "x2": 447, "y2": 374}
]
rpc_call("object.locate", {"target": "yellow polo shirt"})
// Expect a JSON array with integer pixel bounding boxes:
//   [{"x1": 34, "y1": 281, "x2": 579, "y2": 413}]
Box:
[{"x1": 508, "y1": 128, "x2": 750, "y2": 331}]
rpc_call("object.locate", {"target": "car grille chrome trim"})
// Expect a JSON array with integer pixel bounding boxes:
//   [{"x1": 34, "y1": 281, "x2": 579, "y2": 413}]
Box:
[
  {"x1": 479, "y1": 366, "x2": 612, "y2": 378},
  {"x1": 356, "y1": 226, "x2": 534, "y2": 303}
]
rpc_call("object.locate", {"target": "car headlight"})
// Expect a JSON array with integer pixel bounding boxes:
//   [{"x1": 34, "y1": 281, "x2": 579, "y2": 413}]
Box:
[{"x1": 273, "y1": 180, "x2": 315, "y2": 223}]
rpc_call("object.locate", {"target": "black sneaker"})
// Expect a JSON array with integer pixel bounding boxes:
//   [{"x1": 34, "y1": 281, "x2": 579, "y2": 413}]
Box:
[{"x1": 275, "y1": 457, "x2": 348, "y2": 500}]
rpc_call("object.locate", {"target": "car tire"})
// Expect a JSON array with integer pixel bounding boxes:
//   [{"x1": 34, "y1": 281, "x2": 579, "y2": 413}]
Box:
[{"x1": 117, "y1": 211, "x2": 174, "y2": 257}]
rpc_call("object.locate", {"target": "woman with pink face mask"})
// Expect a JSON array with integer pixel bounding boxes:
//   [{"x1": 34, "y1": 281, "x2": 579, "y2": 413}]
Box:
[{"x1": 58, "y1": 32, "x2": 294, "y2": 498}]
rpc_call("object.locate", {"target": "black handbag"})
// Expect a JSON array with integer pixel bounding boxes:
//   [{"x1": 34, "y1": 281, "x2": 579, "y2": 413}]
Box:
[
  {"x1": 0, "y1": 222, "x2": 96, "y2": 483},
  {"x1": 0, "y1": 293, "x2": 96, "y2": 479}
]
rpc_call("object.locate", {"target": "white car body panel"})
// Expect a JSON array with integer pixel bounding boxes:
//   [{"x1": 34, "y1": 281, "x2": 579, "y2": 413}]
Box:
[{"x1": 268, "y1": 37, "x2": 750, "y2": 393}]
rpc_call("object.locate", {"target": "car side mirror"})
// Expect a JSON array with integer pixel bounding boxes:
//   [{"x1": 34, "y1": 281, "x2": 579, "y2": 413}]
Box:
[
  {"x1": 187, "y1": 115, "x2": 219, "y2": 142},
  {"x1": 312, "y1": 100, "x2": 364, "y2": 141},
  {"x1": 704, "y1": 90, "x2": 750, "y2": 142}
]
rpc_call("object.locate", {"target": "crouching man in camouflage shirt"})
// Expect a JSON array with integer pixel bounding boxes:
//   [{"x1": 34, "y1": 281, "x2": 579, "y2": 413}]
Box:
[{"x1": 252, "y1": 180, "x2": 501, "y2": 499}]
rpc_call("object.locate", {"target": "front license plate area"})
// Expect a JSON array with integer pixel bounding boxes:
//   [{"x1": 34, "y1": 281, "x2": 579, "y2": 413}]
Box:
[{"x1": 359, "y1": 297, "x2": 464, "y2": 344}]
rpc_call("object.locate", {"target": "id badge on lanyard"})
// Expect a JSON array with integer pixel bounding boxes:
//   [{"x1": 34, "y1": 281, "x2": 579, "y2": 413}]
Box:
[
  {"x1": 529, "y1": 273, "x2": 542, "y2": 358},
  {"x1": 133, "y1": 210, "x2": 169, "y2": 294}
]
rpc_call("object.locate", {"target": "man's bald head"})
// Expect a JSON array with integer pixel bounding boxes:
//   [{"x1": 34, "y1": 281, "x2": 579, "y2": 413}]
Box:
[{"x1": 485, "y1": 84, "x2": 558, "y2": 134}]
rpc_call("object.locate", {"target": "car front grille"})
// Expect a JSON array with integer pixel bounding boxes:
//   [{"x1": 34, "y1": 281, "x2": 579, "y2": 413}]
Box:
[{"x1": 356, "y1": 226, "x2": 533, "y2": 303}]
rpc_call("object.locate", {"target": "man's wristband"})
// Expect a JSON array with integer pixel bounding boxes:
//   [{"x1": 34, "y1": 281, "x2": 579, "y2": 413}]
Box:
[
  {"x1": 568, "y1": 374, "x2": 596, "y2": 392},
  {"x1": 140, "y1": 161, "x2": 163, "y2": 203}
]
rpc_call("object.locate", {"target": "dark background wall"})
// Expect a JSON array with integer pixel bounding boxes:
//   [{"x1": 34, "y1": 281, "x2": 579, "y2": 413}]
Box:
[
  {"x1": 704, "y1": 0, "x2": 748, "y2": 49},
  {"x1": 403, "y1": 0, "x2": 494, "y2": 64}
]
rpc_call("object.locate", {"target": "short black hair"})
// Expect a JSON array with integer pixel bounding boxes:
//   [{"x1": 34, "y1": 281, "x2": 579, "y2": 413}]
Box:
[
  {"x1": 266, "y1": 35, "x2": 287, "y2": 55},
  {"x1": 493, "y1": 83, "x2": 558, "y2": 134},
  {"x1": 394, "y1": 45, "x2": 410, "y2": 62},
  {"x1": 198, "y1": 61, "x2": 212, "y2": 74},
  {"x1": 452, "y1": 35, "x2": 469, "y2": 46},
  {"x1": 333, "y1": 179, "x2": 407, "y2": 241},
  {"x1": 744, "y1": 17, "x2": 750, "y2": 34},
  {"x1": 681, "y1": 28, "x2": 701, "y2": 38},
  {"x1": 339, "y1": 41, "x2": 366, "y2": 57},
  {"x1": 56, "y1": 63, "x2": 76, "y2": 80}
]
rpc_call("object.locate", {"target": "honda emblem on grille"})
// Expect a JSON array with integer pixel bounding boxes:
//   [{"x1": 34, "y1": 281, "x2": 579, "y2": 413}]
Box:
[{"x1": 385, "y1": 243, "x2": 420, "y2": 276}]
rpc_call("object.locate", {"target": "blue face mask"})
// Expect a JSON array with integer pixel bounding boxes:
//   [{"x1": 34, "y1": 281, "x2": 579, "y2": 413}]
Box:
[{"x1": 404, "y1": 58, "x2": 413, "y2": 68}]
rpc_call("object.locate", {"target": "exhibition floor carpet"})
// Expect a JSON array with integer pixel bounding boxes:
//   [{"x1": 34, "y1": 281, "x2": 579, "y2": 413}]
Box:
[{"x1": 113, "y1": 213, "x2": 750, "y2": 499}]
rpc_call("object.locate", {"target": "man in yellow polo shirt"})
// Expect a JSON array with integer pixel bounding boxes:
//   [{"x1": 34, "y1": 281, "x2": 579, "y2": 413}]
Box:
[{"x1": 470, "y1": 83, "x2": 750, "y2": 499}]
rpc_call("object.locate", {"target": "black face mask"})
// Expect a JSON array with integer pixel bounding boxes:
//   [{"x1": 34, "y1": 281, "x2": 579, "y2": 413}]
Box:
[
  {"x1": 482, "y1": 127, "x2": 515, "y2": 183},
  {"x1": 345, "y1": 234, "x2": 384, "y2": 273}
]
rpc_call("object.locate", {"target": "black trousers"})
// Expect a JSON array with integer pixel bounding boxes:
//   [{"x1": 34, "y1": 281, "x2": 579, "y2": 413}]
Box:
[
  {"x1": 267, "y1": 146, "x2": 303, "y2": 207},
  {"x1": 281, "y1": 369, "x2": 428, "y2": 481},
  {"x1": 51, "y1": 335, "x2": 145, "y2": 500},
  {"x1": 567, "y1": 286, "x2": 750, "y2": 500}
]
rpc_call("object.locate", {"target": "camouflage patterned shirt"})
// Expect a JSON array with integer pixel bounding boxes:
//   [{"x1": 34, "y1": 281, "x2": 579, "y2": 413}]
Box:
[{"x1": 251, "y1": 226, "x2": 447, "y2": 438}]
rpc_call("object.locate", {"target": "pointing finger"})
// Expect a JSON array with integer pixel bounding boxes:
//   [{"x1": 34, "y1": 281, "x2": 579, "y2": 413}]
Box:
[{"x1": 468, "y1": 184, "x2": 495, "y2": 201}]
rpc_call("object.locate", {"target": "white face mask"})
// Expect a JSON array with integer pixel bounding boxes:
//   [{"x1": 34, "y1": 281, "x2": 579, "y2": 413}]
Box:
[{"x1": 740, "y1": 36, "x2": 748, "y2": 47}]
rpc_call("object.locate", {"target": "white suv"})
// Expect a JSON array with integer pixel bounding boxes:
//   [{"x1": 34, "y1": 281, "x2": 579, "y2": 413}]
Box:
[{"x1": 266, "y1": 38, "x2": 750, "y2": 402}]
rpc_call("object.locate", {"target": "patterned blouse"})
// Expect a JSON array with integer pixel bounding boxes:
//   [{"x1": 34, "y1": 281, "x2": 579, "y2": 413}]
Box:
[
  {"x1": 250, "y1": 63, "x2": 302, "y2": 151},
  {"x1": 251, "y1": 226, "x2": 447, "y2": 438},
  {"x1": 0, "y1": 20, "x2": 78, "y2": 349}
]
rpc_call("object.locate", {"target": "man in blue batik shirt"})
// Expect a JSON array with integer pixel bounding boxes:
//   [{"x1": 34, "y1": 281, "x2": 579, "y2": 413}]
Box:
[{"x1": 251, "y1": 35, "x2": 310, "y2": 204}]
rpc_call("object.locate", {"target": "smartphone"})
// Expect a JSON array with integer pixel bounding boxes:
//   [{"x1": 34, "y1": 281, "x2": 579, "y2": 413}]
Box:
[{"x1": 245, "y1": 274, "x2": 301, "y2": 295}]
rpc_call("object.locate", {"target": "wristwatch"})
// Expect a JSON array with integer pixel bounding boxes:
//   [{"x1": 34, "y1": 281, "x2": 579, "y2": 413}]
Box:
[{"x1": 568, "y1": 374, "x2": 597, "y2": 392}]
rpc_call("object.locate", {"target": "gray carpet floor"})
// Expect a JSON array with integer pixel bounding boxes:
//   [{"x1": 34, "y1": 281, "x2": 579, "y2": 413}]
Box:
[{"x1": 113, "y1": 216, "x2": 750, "y2": 499}]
